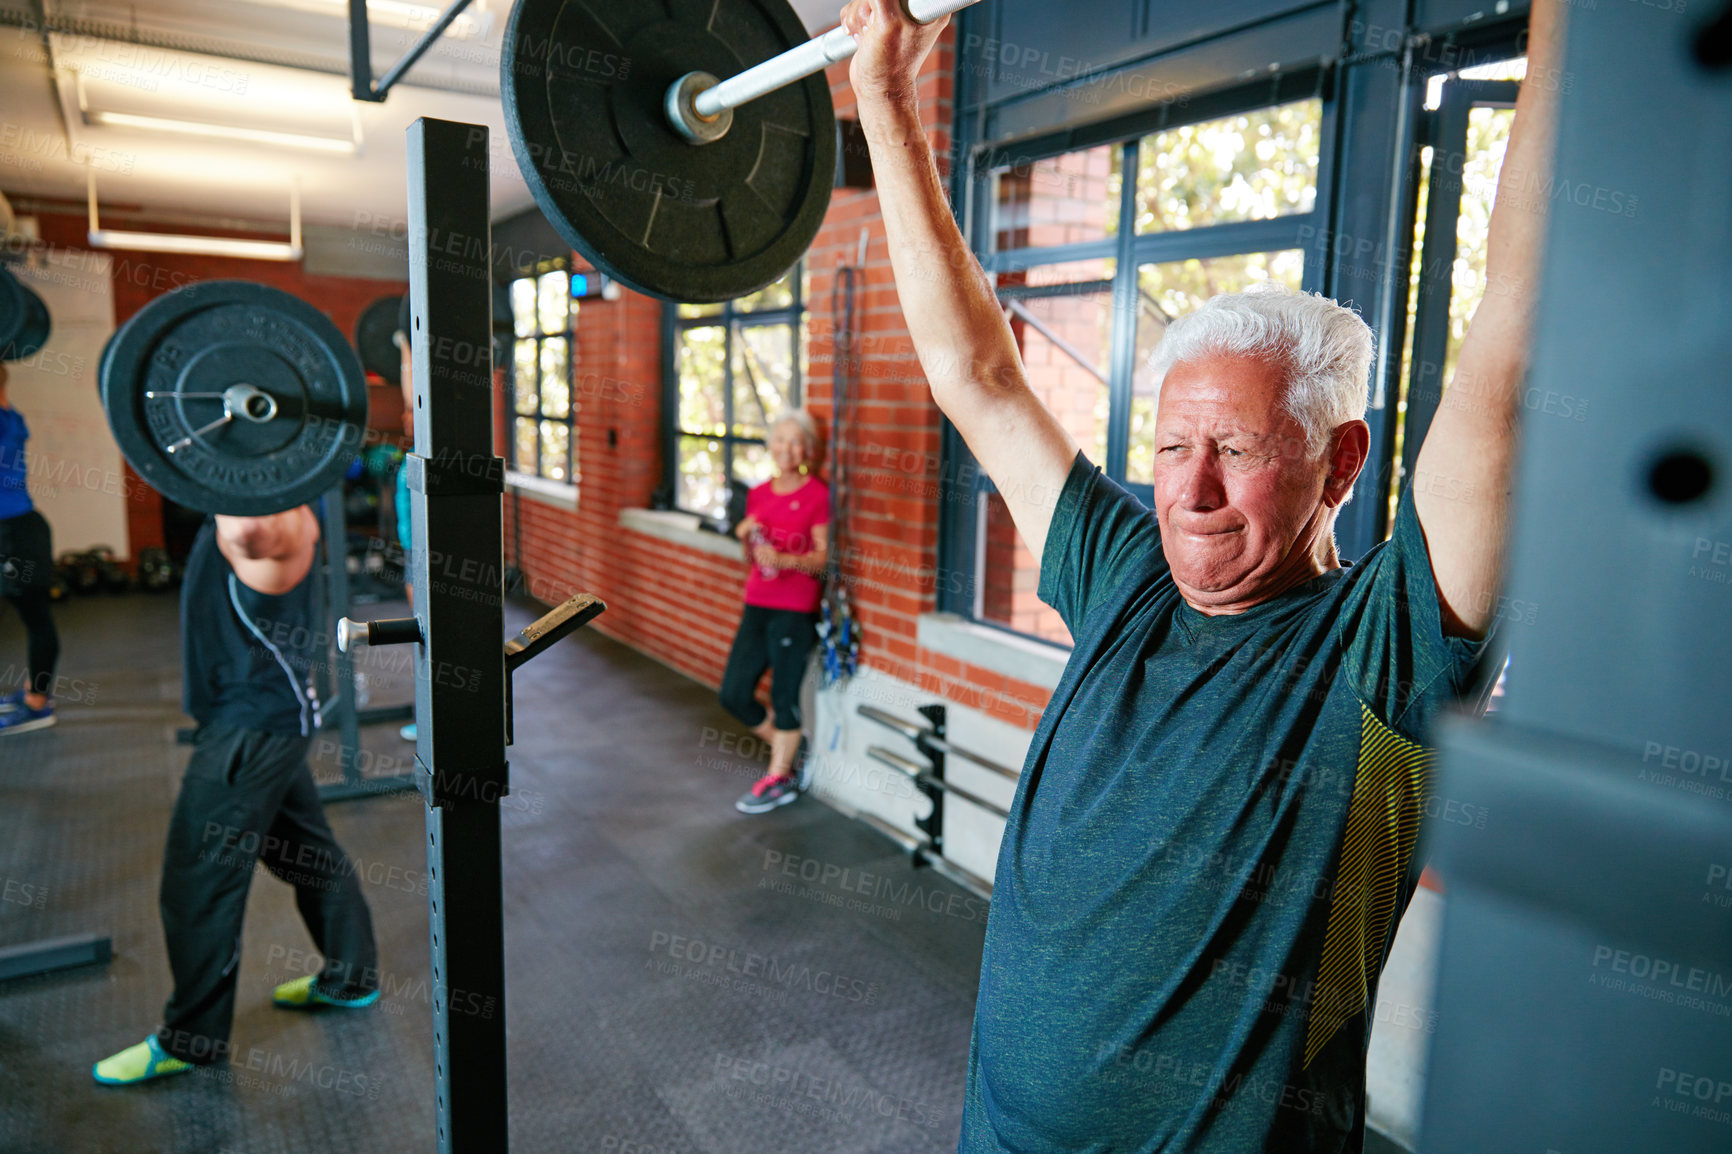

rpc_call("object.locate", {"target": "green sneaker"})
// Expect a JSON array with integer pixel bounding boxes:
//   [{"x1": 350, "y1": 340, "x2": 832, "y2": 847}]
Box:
[
  {"x1": 272, "y1": 973, "x2": 380, "y2": 1009},
  {"x1": 93, "y1": 1035, "x2": 192, "y2": 1085}
]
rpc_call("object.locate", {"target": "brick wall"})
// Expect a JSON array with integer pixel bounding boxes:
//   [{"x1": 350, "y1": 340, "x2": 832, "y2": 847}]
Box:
[{"x1": 501, "y1": 31, "x2": 1058, "y2": 734}]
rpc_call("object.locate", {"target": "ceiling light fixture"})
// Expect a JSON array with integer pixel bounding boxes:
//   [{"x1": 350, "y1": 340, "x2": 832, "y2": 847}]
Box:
[
  {"x1": 87, "y1": 170, "x2": 305, "y2": 262},
  {"x1": 84, "y1": 109, "x2": 358, "y2": 155},
  {"x1": 272, "y1": 0, "x2": 487, "y2": 39}
]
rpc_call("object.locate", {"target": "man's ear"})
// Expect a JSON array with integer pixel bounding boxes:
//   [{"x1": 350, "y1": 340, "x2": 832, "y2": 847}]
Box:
[{"x1": 1322, "y1": 420, "x2": 1371, "y2": 508}]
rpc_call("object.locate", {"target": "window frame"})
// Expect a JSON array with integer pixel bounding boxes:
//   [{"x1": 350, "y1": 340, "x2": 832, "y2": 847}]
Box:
[
  {"x1": 1390, "y1": 73, "x2": 1523, "y2": 534},
  {"x1": 660, "y1": 264, "x2": 806, "y2": 519},
  {"x1": 506, "y1": 260, "x2": 578, "y2": 487}
]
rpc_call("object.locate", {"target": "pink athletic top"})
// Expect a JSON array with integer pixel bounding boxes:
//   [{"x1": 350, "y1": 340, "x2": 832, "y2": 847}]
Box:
[{"x1": 744, "y1": 475, "x2": 831, "y2": 612}]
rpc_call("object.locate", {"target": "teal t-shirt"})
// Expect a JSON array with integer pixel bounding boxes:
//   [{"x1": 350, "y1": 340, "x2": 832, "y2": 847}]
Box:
[{"x1": 959, "y1": 453, "x2": 1493, "y2": 1153}]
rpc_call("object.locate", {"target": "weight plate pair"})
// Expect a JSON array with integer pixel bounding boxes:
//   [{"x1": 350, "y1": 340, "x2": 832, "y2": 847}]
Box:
[
  {"x1": 355, "y1": 294, "x2": 405, "y2": 385},
  {"x1": 102, "y1": 281, "x2": 369, "y2": 516},
  {"x1": 502, "y1": 0, "x2": 835, "y2": 303},
  {"x1": 0, "y1": 265, "x2": 50, "y2": 363}
]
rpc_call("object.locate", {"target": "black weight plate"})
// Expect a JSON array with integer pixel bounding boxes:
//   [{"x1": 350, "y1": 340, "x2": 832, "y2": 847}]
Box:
[
  {"x1": 0, "y1": 265, "x2": 27, "y2": 359},
  {"x1": 502, "y1": 0, "x2": 835, "y2": 303},
  {"x1": 98, "y1": 330, "x2": 116, "y2": 397},
  {"x1": 11, "y1": 283, "x2": 50, "y2": 362},
  {"x1": 355, "y1": 294, "x2": 404, "y2": 385},
  {"x1": 103, "y1": 280, "x2": 368, "y2": 516}
]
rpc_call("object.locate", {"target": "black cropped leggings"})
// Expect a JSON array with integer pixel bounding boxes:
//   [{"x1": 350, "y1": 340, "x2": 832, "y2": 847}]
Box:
[
  {"x1": 5, "y1": 590, "x2": 57, "y2": 697},
  {"x1": 719, "y1": 605, "x2": 819, "y2": 731},
  {"x1": 0, "y1": 509, "x2": 58, "y2": 697}
]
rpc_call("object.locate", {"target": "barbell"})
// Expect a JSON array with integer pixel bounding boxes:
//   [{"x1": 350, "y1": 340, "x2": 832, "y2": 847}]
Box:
[
  {"x1": 665, "y1": 0, "x2": 975, "y2": 142},
  {"x1": 100, "y1": 280, "x2": 369, "y2": 517},
  {"x1": 502, "y1": 0, "x2": 978, "y2": 303}
]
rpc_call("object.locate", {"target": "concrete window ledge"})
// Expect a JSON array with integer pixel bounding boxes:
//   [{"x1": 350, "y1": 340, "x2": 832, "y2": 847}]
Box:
[
  {"x1": 505, "y1": 470, "x2": 578, "y2": 511},
  {"x1": 916, "y1": 612, "x2": 1070, "y2": 691},
  {"x1": 619, "y1": 508, "x2": 745, "y2": 562}
]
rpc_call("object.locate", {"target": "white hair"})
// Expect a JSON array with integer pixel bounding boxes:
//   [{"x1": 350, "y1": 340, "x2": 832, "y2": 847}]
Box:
[
  {"x1": 772, "y1": 407, "x2": 820, "y2": 456},
  {"x1": 1146, "y1": 285, "x2": 1374, "y2": 471}
]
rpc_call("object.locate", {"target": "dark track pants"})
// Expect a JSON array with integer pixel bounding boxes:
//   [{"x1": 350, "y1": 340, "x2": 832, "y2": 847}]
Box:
[
  {"x1": 719, "y1": 604, "x2": 819, "y2": 731},
  {"x1": 156, "y1": 724, "x2": 379, "y2": 1064}
]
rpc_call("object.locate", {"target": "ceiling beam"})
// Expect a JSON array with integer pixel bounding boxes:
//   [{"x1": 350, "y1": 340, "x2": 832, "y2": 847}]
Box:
[{"x1": 0, "y1": 6, "x2": 499, "y2": 99}]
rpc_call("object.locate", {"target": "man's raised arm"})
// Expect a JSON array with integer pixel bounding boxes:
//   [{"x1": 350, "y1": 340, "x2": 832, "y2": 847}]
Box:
[
  {"x1": 839, "y1": 0, "x2": 1077, "y2": 563},
  {"x1": 214, "y1": 507, "x2": 319, "y2": 597},
  {"x1": 1411, "y1": 0, "x2": 1563, "y2": 638}
]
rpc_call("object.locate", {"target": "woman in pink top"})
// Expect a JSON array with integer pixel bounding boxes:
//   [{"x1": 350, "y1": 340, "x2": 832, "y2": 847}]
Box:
[{"x1": 723, "y1": 410, "x2": 831, "y2": 814}]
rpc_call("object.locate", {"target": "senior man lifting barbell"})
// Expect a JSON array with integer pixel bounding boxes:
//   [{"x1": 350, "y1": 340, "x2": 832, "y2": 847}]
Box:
[{"x1": 838, "y1": 0, "x2": 1558, "y2": 1148}]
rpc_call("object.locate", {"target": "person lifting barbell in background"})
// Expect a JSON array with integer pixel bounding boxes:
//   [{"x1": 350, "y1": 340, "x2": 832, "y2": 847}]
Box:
[
  {"x1": 839, "y1": 0, "x2": 1556, "y2": 1148},
  {"x1": 0, "y1": 360, "x2": 61, "y2": 736},
  {"x1": 93, "y1": 503, "x2": 382, "y2": 1084}
]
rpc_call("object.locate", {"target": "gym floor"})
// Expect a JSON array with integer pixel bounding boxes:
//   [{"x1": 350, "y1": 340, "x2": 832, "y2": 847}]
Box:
[{"x1": 0, "y1": 594, "x2": 984, "y2": 1154}]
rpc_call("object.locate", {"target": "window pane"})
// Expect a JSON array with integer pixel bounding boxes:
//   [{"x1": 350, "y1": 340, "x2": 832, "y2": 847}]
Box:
[
  {"x1": 539, "y1": 420, "x2": 569, "y2": 482},
  {"x1": 678, "y1": 301, "x2": 725, "y2": 319},
  {"x1": 1444, "y1": 105, "x2": 1515, "y2": 390},
  {"x1": 1127, "y1": 250, "x2": 1306, "y2": 484},
  {"x1": 1136, "y1": 249, "x2": 1306, "y2": 323},
  {"x1": 540, "y1": 338, "x2": 570, "y2": 419},
  {"x1": 513, "y1": 340, "x2": 539, "y2": 416},
  {"x1": 731, "y1": 324, "x2": 794, "y2": 439},
  {"x1": 1427, "y1": 55, "x2": 1526, "y2": 109},
  {"x1": 734, "y1": 441, "x2": 777, "y2": 491},
  {"x1": 1004, "y1": 281, "x2": 1113, "y2": 471},
  {"x1": 678, "y1": 326, "x2": 727, "y2": 435},
  {"x1": 1391, "y1": 144, "x2": 1435, "y2": 531},
  {"x1": 977, "y1": 489, "x2": 1072, "y2": 646},
  {"x1": 993, "y1": 143, "x2": 1119, "y2": 252},
  {"x1": 677, "y1": 435, "x2": 726, "y2": 519},
  {"x1": 511, "y1": 278, "x2": 538, "y2": 338},
  {"x1": 992, "y1": 256, "x2": 1117, "y2": 294},
  {"x1": 798, "y1": 313, "x2": 809, "y2": 396},
  {"x1": 1135, "y1": 98, "x2": 1321, "y2": 234},
  {"x1": 734, "y1": 267, "x2": 796, "y2": 313},
  {"x1": 514, "y1": 416, "x2": 537, "y2": 473},
  {"x1": 1393, "y1": 79, "x2": 1520, "y2": 530},
  {"x1": 537, "y1": 270, "x2": 570, "y2": 335}
]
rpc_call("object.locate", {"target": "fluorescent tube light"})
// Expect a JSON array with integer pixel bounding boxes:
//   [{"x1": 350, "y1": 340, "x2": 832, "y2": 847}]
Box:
[
  {"x1": 86, "y1": 171, "x2": 305, "y2": 262},
  {"x1": 86, "y1": 109, "x2": 356, "y2": 155},
  {"x1": 86, "y1": 230, "x2": 303, "y2": 260},
  {"x1": 268, "y1": 0, "x2": 486, "y2": 38}
]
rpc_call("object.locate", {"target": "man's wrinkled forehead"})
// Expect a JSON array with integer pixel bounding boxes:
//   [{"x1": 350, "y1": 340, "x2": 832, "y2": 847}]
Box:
[
  {"x1": 1154, "y1": 394, "x2": 1291, "y2": 444},
  {"x1": 1156, "y1": 358, "x2": 1299, "y2": 436}
]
